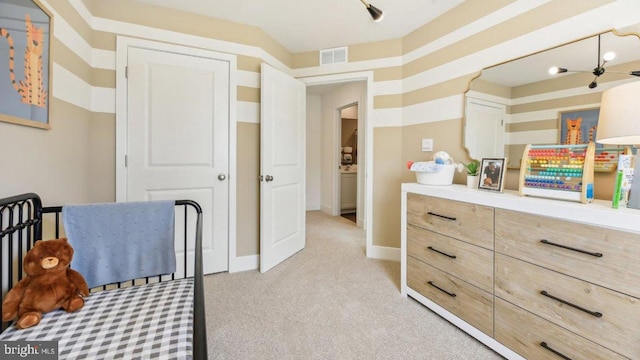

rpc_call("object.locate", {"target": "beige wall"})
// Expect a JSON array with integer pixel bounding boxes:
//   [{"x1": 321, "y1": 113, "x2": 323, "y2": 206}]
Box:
[
  {"x1": 236, "y1": 123, "x2": 260, "y2": 257},
  {"x1": 2, "y1": 0, "x2": 638, "y2": 258},
  {"x1": 0, "y1": 100, "x2": 92, "y2": 204},
  {"x1": 0, "y1": 0, "x2": 95, "y2": 204},
  {"x1": 373, "y1": 127, "x2": 402, "y2": 248}
]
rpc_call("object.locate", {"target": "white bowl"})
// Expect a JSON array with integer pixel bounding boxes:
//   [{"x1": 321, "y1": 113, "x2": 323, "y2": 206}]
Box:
[{"x1": 415, "y1": 164, "x2": 456, "y2": 185}]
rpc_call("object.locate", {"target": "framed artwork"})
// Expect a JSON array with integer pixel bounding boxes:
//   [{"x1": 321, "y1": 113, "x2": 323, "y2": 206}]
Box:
[
  {"x1": 558, "y1": 108, "x2": 600, "y2": 147},
  {"x1": 0, "y1": 0, "x2": 52, "y2": 129},
  {"x1": 478, "y1": 157, "x2": 506, "y2": 192}
]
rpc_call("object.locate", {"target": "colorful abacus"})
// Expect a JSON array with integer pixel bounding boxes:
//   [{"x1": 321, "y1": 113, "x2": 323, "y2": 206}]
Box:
[
  {"x1": 519, "y1": 143, "x2": 595, "y2": 203},
  {"x1": 594, "y1": 147, "x2": 629, "y2": 172}
]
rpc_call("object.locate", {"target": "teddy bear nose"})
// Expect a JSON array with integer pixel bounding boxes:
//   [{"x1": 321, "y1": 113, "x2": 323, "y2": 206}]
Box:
[{"x1": 41, "y1": 256, "x2": 59, "y2": 269}]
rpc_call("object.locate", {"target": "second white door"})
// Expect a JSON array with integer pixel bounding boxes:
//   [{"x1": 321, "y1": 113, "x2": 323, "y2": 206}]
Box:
[{"x1": 260, "y1": 63, "x2": 306, "y2": 273}]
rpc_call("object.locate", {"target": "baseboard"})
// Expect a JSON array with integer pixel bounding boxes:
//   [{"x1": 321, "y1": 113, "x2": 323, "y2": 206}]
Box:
[
  {"x1": 306, "y1": 202, "x2": 321, "y2": 211},
  {"x1": 228, "y1": 246, "x2": 398, "y2": 272},
  {"x1": 367, "y1": 245, "x2": 400, "y2": 262},
  {"x1": 228, "y1": 254, "x2": 259, "y2": 273},
  {"x1": 320, "y1": 204, "x2": 333, "y2": 215}
]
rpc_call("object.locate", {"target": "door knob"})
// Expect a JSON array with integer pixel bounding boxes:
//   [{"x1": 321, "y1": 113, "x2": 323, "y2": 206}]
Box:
[
  {"x1": 218, "y1": 174, "x2": 226, "y2": 181},
  {"x1": 265, "y1": 175, "x2": 274, "y2": 182}
]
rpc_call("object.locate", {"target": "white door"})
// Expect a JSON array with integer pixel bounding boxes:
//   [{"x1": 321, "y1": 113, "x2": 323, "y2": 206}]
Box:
[
  {"x1": 126, "y1": 46, "x2": 229, "y2": 275},
  {"x1": 465, "y1": 97, "x2": 506, "y2": 159},
  {"x1": 260, "y1": 63, "x2": 306, "y2": 273}
]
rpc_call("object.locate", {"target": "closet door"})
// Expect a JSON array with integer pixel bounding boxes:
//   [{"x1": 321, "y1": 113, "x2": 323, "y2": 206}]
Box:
[{"x1": 125, "y1": 45, "x2": 230, "y2": 275}]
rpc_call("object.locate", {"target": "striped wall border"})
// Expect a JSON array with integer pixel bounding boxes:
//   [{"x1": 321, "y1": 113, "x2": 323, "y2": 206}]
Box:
[{"x1": 40, "y1": 0, "x2": 640, "y2": 129}]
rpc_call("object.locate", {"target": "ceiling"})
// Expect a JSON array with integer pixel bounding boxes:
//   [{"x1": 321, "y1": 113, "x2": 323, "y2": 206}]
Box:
[{"x1": 132, "y1": 0, "x2": 465, "y2": 53}]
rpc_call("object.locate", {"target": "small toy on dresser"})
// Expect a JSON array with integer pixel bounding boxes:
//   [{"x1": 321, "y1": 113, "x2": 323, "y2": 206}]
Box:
[
  {"x1": 1, "y1": 238, "x2": 89, "y2": 329},
  {"x1": 407, "y1": 151, "x2": 463, "y2": 185}
]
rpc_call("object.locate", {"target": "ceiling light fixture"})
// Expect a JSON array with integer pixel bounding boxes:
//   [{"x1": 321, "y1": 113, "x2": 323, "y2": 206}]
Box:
[
  {"x1": 548, "y1": 34, "x2": 640, "y2": 89},
  {"x1": 360, "y1": 0, "x2": 384, "y2": 22}
]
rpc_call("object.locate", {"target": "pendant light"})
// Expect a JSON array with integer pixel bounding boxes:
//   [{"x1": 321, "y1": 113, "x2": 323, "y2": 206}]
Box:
[{"x1": 360, "y1": 0, "x2": 384, "y2": 22}]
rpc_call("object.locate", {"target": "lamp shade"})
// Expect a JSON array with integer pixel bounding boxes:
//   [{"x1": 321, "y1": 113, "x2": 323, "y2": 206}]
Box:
[{"x1": 596, "y1": 81, "x2": 640, "y2": 145}]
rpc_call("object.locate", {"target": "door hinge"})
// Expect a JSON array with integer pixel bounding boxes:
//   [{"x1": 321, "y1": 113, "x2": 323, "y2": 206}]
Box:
[
  {"x1": 125, "y1": 66, "x2": 128, "y2": 79},
  {"x1": 125, "y1": 155, "x2": 128, "y2": 167}
]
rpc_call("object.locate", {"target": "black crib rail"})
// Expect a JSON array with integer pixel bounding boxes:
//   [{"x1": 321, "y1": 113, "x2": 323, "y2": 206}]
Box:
[
  {"x1": 0, "y1": 193, "x2": 43, "y2": 317},
  {"x1": 0, "y1": 194, "x2": 207, "y2": 360}
]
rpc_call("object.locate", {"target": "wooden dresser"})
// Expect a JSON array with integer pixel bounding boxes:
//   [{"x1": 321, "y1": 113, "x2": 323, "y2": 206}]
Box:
[{"x1": 401, "y1": 184, "x2": 640, "y2": 360}]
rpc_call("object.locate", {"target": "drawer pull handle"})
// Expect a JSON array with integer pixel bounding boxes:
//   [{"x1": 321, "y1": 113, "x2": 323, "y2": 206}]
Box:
[
  {"x1": 540, "y1": 342, "x2": 572, "y2": 360},
  {"x1": 427, "y1": 246, "x2": 457, "y2": 259},
  {"x1": 540, "y1": 291, "x2": 603, "y2": 318},
  {"x1": 427, "y1": 212, "x2": 457, "y2": 221},
  {"x1": 427, "y1": 281, "x2": 457, "y2": 297},
  {"x1": 540, "y1": 239, "x2": 603, "y2": 258}
]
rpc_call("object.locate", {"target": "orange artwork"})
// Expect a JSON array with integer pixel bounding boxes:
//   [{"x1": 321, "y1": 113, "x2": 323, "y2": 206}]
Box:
[
  {"x1": 1, "y1": 14, "x2": 47, "y2": 107},
  {"x1": 0, "y1": 0, "x2": 51, "y2": 129},
  {"x1": 563, "y1": 117, "x2": 583, "y2": 145}
]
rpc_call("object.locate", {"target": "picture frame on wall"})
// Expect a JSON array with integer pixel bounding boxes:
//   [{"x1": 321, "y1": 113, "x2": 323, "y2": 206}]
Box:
[
  {"x1": 558, "y1": 107, "x2": 600, "y2": 147},
  {"x1": 0, "y1": 0, "x2": 52, "y2": 129},
  {"x1": 478, "y1": 157, "x2": 506, "y2": 192}
]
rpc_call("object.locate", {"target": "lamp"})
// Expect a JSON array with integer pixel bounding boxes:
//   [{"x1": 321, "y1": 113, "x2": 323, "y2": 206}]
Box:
[
  {"x1": 596, "y1": 81, "x2": 640, "y2": 208},
  {"x1": 596, "y1": 81, "x2": 640, "y2": 144},
  {"x1": 359, "y1": 0, "x2": 384, "y2": 22}
]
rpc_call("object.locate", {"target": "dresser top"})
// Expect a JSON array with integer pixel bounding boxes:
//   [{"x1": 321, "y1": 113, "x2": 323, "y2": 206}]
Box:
[{"x1": 402, "y1": 183, "x2": 640, "y2": 233}]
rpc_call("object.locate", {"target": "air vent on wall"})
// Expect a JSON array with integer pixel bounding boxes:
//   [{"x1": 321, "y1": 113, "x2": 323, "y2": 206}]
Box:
[{"x1": 320, "y1": 47, "x2": 348, "y2": 66}]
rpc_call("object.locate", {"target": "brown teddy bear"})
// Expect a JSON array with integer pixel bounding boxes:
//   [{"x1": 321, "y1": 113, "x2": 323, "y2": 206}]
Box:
[{"x1": 1, "y1": 238, "x2": 89, "y2": 329}]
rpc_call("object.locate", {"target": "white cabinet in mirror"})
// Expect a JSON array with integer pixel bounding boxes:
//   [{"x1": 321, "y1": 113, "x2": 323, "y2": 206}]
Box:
[{"x1": 463, "y1": 30, "x2": 640, "y2": 169}]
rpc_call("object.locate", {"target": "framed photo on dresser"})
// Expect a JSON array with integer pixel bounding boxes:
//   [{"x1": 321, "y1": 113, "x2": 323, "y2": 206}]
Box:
[{"x1": 478, "y1": 157, "x2": 506, "y2": 192}]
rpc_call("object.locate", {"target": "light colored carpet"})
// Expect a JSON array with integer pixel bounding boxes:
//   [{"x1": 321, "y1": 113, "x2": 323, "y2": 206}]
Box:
[{"x1": 203, "y1": 211, "x2": 504, "y2": 360}]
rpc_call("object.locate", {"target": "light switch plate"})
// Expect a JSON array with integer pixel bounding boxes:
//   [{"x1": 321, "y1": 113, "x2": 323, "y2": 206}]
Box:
[{"x1": 421, "y1": 138, "x2": 433, "y2": 152}]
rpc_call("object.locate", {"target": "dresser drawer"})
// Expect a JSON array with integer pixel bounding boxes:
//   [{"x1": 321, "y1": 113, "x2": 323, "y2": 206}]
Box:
[
  {"x1": 495, "y1": 208, "x2": 640, "y2": 298},
  {"x1": 495, "y1": 298, "x2": 627, "y2": 360},
  {"x1": 495, "y1": 253, "x2": 640, "y2": 359},
  {"x1": 406, "y1": 193, "x2": 494, "y2": 249},
  {"x1": 407, "y1": 256, "x2": 493, "y2": 336},
  {"x1": 407, "y1": 225, "x2": 493, "y2": 292}
]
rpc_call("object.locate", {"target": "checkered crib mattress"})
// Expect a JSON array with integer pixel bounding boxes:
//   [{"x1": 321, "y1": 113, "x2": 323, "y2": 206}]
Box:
[{"x1": 0, "y1": 278, "x2": 194, "y2": 359}]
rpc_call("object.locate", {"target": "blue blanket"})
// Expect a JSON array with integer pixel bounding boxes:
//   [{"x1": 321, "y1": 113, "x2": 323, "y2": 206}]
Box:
[{"x1": 62, "y1": 201, "x2": 176, "y2": 289}]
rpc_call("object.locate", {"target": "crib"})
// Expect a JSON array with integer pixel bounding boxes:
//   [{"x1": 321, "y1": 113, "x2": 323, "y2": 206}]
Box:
[{"x1": 0, "y1": 193, "x2": 207, "y2": 359}]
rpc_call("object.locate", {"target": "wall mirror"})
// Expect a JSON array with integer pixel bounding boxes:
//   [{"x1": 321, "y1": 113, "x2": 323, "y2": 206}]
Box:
[{"x1": 464, "y1": 30, "x2": 640, "y2": 169}]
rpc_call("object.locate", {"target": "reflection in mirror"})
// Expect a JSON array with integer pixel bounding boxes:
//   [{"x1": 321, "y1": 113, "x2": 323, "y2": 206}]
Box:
[
  {"x1": 464, "y1": 31, "x2": 640, "y2": 169},
  {"x1": 341, "y1": 105, "x2": 358, "y2": 165}
]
